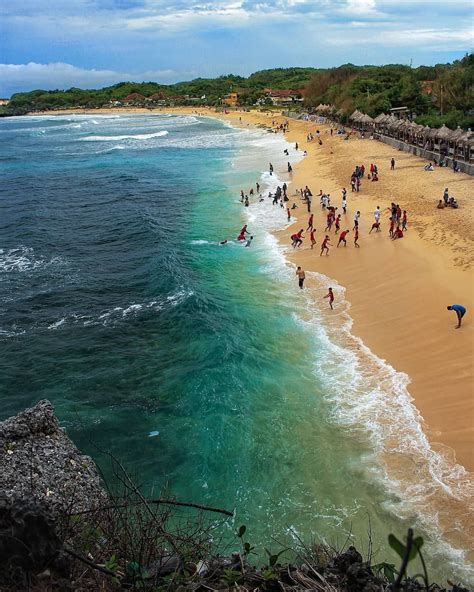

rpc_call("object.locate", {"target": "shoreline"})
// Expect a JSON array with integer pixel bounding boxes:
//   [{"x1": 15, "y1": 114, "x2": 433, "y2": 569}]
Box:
[
  {"x1": 20, "y1": 107, "x2": 474, "y2": 572},
  {"x1": 28, "y1": 107, "x2": 473, "y2": 471}
]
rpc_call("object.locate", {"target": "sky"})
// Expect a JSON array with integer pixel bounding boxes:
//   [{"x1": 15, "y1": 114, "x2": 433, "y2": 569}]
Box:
[{"x1": 0, "y1": 0, "x2": 472, "y2": 97}]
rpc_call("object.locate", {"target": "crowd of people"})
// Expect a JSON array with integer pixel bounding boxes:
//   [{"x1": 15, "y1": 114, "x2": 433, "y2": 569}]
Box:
[{"x1": 229, "y1": 122, "x2": 465, "y2": 326}]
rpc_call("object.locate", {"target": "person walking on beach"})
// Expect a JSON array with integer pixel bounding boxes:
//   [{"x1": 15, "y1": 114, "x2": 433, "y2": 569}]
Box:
[
  {"x1": 374, "y1": 206, "x2": 381, "y2": 223},
  {"x1": 320, "y1": 235, "x2": 331, "y2": 256},
  {"x1": 402, "y1": 210, "x2": 408, "y2": 231},
  {"x1": 334, "y1": 214, "x2": 341, "y2": 234},
  {"x1": 391, "y1": 158, "x2": 395, "y2": 170},
  {"x1": 353, "y1": 211, "x2": 360, "y2": 230},
  {"x1": 287, "y1": 207, "x2": 291, "y2": 221},
  {"x1": 307, "y1": 214, "x2": 314, "y2": 231},
  {"x1": 288, "y1": 162, "x2": 293, "y2": 173},
  {"x1": 342, "y1": 195, "x2": 347, "y2": 214},
  {"x1": 447, "y1": 304, "x2": 466, "y2": 328},
  {"x1": 310, "y1": 228, "x2": 317, "y2": 249},
  {"x1": 296, "y1": 266, "x2": 305, "y2": 289},
  {"x1": 269, "y1": 163, "x2": 274, "y2": 176},
  {"x1": 337, "y1": 229, "x2": 349, "y2": 247},
  {"x1": 324, "y1": 287, "x2": 334, "y2": 310},
  {"x1": 354, "y1": 226, "x2": 360, "y2": 248}
]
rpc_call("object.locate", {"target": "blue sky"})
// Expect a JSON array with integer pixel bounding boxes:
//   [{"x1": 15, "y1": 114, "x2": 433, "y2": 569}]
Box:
[{"x1": 0, "y1": 0, "x2": 472, "y2": 96}]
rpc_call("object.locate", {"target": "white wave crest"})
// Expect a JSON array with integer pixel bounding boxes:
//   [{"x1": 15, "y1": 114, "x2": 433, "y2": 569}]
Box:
[
  {"x1": 81, "y1": 131, "x2": 169, "y2": 141},
  {"x1": 0, "y1": 247, "x2": 64, "y2": 273},
  {"x1": 47, "y1": 289, "x2": 194, "y2": 330}
]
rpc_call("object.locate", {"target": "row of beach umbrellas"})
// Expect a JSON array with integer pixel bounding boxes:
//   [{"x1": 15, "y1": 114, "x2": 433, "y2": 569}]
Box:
[{"x1": 312, "y1": 104, "x2": 472, "y2": 146}]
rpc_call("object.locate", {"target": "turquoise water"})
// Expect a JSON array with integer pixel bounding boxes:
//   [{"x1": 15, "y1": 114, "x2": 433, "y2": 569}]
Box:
[{"x1": 0, "y1": 114, "x2": 471, "y2": 583}]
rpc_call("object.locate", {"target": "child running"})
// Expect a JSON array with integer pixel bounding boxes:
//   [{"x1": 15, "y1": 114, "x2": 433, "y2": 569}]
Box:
[
  {"x1": 310, "y1": 228, "x2": 316, "y2": 249},
  {"x1": 324, "y1": 287, "x2": 335, "y2": 310}
]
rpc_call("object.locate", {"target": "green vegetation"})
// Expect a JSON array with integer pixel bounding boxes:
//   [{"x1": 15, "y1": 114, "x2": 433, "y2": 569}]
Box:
[
  {"x1": 4, "y1": 56, "x2": 473, "y2": 129},
  {"x1": 304, "y1": 54, "x2": 474, "y2": 129}
]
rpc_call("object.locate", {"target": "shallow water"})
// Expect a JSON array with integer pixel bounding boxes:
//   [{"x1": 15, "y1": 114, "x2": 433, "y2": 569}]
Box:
[{"x1": 0, "y1": 114, "x2": 472, "y2": 584}]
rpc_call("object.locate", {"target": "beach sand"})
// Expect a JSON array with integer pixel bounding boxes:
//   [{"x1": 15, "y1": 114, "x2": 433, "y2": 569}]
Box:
[{"x1": 34, "y1": 107, "x2": 474, "y2": 472}]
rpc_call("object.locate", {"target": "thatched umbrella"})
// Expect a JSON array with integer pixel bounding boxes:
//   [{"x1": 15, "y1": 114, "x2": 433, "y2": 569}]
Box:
[
  {"x1": 421, "y1": 125, "x2": 431, "y2": 137},
  {"x1": 373, "y1": 113, "x2": 386, "y2": 124},
  {"x1": 436, "y1": 124, "x2": 454, "y2": 141},
  {"x1": 448, "y1": 127, "x2": 464, "y2": 142},
  {"x1": 350, "y1": 110, "x2": 361, "y2": 121}
]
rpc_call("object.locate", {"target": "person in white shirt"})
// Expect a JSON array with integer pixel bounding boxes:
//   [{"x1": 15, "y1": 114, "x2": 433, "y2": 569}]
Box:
[{"x1": 374, "y1": 206, "x2": 381, "y2": 222}]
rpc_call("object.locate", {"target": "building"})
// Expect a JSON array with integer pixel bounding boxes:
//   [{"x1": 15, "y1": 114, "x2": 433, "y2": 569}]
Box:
[
  {"x1": 389, "y1": 106, "x2": 411, "y2": 120},
  {"x1": 223, "y1": 92, "x2": 238, "y2": 107},
  {"x1": 0, "y1": 98, "x2": 10, "y2": 106},
  {"x1": 123, "y1": 93, "x2": 146, "y2": 104},
  {"x1": 263, "y1": 89, "x2": 303, "y2": 106}
]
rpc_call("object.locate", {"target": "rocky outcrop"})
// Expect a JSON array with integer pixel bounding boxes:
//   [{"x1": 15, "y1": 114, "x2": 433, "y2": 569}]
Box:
[{"x1": 0, "y1": 400, "x2": 106, "y2": 514}]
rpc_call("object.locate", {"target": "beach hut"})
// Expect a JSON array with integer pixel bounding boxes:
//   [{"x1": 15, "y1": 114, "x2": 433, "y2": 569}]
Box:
[
  {"x1": 457, "y1": 130, "x2": 474, "y2": 163},
  {"x1": 448, "y1": 127, "x2": 464, "y2": 158},
  {"x1": 433, "y1": 124, "x2": 453, "y2": 156}
]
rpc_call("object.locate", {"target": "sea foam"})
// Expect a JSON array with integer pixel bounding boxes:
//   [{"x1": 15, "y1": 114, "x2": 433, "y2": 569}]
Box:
[{"x1": 81, "y1": 131, "x2": 169, "y2": 141}]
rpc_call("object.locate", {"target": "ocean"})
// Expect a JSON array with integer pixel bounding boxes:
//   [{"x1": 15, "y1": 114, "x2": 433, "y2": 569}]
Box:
[{"x1": 0, "y1": 113, "x2": 472, "y2": 583}]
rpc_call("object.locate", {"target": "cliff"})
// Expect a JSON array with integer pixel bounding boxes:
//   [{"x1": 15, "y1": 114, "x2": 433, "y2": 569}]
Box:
[{"x1": 0, "y1": 399, "x2": 106, "y2": 514}]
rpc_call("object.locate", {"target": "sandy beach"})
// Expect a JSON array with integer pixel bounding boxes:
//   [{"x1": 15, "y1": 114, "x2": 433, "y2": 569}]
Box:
[{"x1": 33, "y1": 106, "x2": 474, "y2": 473}]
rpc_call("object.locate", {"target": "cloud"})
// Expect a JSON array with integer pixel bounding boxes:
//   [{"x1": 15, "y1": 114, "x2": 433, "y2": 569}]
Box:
[
  {"x1": 0, "y1": 62, "x2": 176, "y2": 96},
  {"x1": 0, "y1": 1, "x2": 471, "y2": 95}
]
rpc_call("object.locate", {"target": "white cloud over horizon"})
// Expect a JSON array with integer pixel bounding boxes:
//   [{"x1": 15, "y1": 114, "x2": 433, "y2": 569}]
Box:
[{"x1": 0, "y1": 0, "x2": 471, "y2": 96}]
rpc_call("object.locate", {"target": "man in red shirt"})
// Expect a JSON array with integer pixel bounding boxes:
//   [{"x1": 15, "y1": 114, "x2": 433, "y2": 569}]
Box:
[
  {"x1": 337, "y1": 229, "x2": 349, "y2": 247},
  {"x1": 320, "y1": 235, "x2": 331, "y2": 256},
  {"x1": 307, "y1": 213, "x2": 314, "y2": 231}
]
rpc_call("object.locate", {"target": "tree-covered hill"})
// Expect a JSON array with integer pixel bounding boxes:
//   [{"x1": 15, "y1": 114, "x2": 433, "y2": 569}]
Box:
[
  {"x1": 3, "y1": 57, "x2": 473, "y2": 128},
  {"x1": 304, "y1": 55, "x2": 474, "y2": 129}
]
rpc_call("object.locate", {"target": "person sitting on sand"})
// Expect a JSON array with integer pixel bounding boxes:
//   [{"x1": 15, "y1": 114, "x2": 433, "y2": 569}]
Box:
[
  {"x1": 437, "y1": 199, "x2": 445, "y2": 209},
  {"x1": 392, "y1": 226, "x2": 404, "y2": 240},
  {"x1": 447, "y1": 304, "x2": 466, "y2": 328},
  {"x1": 424, "y1": 162, "x2": 434, "y2": 171},
  {"x1": 291, "y1": 203, "x2": 298, "y2": 210},
  {"x1": 369, "y1": 221, "x2": 381, "y2": 233},
  {"x1": 324, "y1": 287, "x2": 334, "y2": 309}
]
